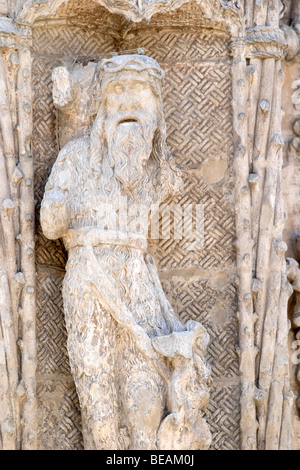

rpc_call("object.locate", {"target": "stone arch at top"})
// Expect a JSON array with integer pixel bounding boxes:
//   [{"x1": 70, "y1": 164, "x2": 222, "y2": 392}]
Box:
[{"x1": 13, "y1": 0, "x2": 241, "y2": 30}]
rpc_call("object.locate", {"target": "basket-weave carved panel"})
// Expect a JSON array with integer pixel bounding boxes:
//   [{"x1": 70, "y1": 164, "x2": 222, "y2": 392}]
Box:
[{"x1": 32, "y1": 3, "x2": 238, "y2": 450}]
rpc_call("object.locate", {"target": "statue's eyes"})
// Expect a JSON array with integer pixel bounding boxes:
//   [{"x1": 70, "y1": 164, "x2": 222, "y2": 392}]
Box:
[
  {"x1": 114, "y1": 84, "x2": 123, "y2": 94},
  {"x1": 132, "y1": 83, "x2": 144, "y2": 92}
]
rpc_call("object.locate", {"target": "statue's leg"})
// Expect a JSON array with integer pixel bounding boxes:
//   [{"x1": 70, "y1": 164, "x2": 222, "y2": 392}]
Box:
[
  {"x1": 63, "y1": 287, "x2": 122, "y2": 449},
  {"x1": 117, "y1": 329, "x2": 167, "y2": 450}
]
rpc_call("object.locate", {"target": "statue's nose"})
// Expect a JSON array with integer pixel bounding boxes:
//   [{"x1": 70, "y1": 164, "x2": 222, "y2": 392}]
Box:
[
  {"x1": 120, "y1": 100, "x2": 138, "y2": 113},
  {"x1": 118, "y1": 86, "x2": 139, "y2": 112}
]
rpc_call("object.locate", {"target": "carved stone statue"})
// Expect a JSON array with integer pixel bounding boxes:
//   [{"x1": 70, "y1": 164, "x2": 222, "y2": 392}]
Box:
[{"x1": 40, "y1": 54, "x2": 211, "y2": 450}]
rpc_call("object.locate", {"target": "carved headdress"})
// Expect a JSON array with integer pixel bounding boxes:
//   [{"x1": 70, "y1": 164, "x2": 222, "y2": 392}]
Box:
[{"x1": 97, "y1": 54, "x2": 165, "y2": 97}]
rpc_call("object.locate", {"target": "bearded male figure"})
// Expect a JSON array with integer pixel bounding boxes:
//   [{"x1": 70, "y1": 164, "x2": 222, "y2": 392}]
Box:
[{"x1": 41, "y1": 54, "x2": 211, "y2": 450}]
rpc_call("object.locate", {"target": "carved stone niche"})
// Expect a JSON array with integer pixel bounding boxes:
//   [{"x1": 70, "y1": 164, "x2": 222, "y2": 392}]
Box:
[
  {"x1": 0, "y1": 0, "x2": 296, "y2": 452},
  {"x1": 31, "y1": 0, "x2": 239, "y2": 451}
]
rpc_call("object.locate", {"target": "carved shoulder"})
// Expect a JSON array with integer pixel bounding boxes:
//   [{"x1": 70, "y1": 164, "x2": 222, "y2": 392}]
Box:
[
  {"x1": 45, "y1": 136, "x2": 90, "y2": 194},
  {"x1": 41, "y1": 136, "x2": 90, "y2": 240}
]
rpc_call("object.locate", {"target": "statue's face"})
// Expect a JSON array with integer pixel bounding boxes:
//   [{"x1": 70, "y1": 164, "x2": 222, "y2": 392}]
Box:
[
  {"x1": 104, "y1": 70, "x2": 158, "y2": 128},
  {"x1": 100, "y1": 70, "x2": 160, "y2": 192}
]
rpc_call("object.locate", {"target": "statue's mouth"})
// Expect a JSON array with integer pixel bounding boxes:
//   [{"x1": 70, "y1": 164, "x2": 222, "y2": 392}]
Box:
[{"x1": 118, "y1": 117, "x2": 138, "y2": 126}]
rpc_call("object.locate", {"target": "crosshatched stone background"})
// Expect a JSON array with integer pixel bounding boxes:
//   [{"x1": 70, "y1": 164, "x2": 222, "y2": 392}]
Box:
[{"x1": 32, "y1": 0, "x2": 239, "y2": 450}]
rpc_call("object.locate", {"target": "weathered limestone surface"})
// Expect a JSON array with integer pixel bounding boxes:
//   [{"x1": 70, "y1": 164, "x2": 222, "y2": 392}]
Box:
[
  {"x1": 32, "y1": 2, "x2": 239, "y2": 450},
  {"x1": 0, "y1": 0, "x2": 299, "y2": 451},
  {"x1": 281, "y1": 0, "x2": 300, "y2": 450}
]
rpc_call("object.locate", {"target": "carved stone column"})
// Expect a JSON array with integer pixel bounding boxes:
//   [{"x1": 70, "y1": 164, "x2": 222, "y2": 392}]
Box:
[
  {"x1": 232, "y1": 0, "x2": 294, "y2": 450},
  {"x1": 0, "y1": 11, "x2": 37, "y2": 450}
]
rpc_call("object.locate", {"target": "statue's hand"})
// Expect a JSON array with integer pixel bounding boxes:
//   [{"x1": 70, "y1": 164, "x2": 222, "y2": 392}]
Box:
[{"x1": 52, "y1": 66, "x2": 78, "y2": 111}]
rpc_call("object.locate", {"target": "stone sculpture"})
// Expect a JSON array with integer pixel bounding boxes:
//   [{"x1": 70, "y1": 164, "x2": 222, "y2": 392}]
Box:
[{"x1": 40, "y1": 54, "x2": 211, "y2": 450}]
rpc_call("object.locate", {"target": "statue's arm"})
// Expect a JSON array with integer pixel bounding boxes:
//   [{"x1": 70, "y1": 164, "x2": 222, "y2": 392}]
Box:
[{"x1": 40, "y1": 144, "x2": 73, "y2": 240}]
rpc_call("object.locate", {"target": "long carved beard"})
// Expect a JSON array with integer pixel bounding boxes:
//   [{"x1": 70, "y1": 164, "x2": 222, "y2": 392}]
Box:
[{"x1": 105, "y1": 119, "x2": 155, "y2": 193}]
